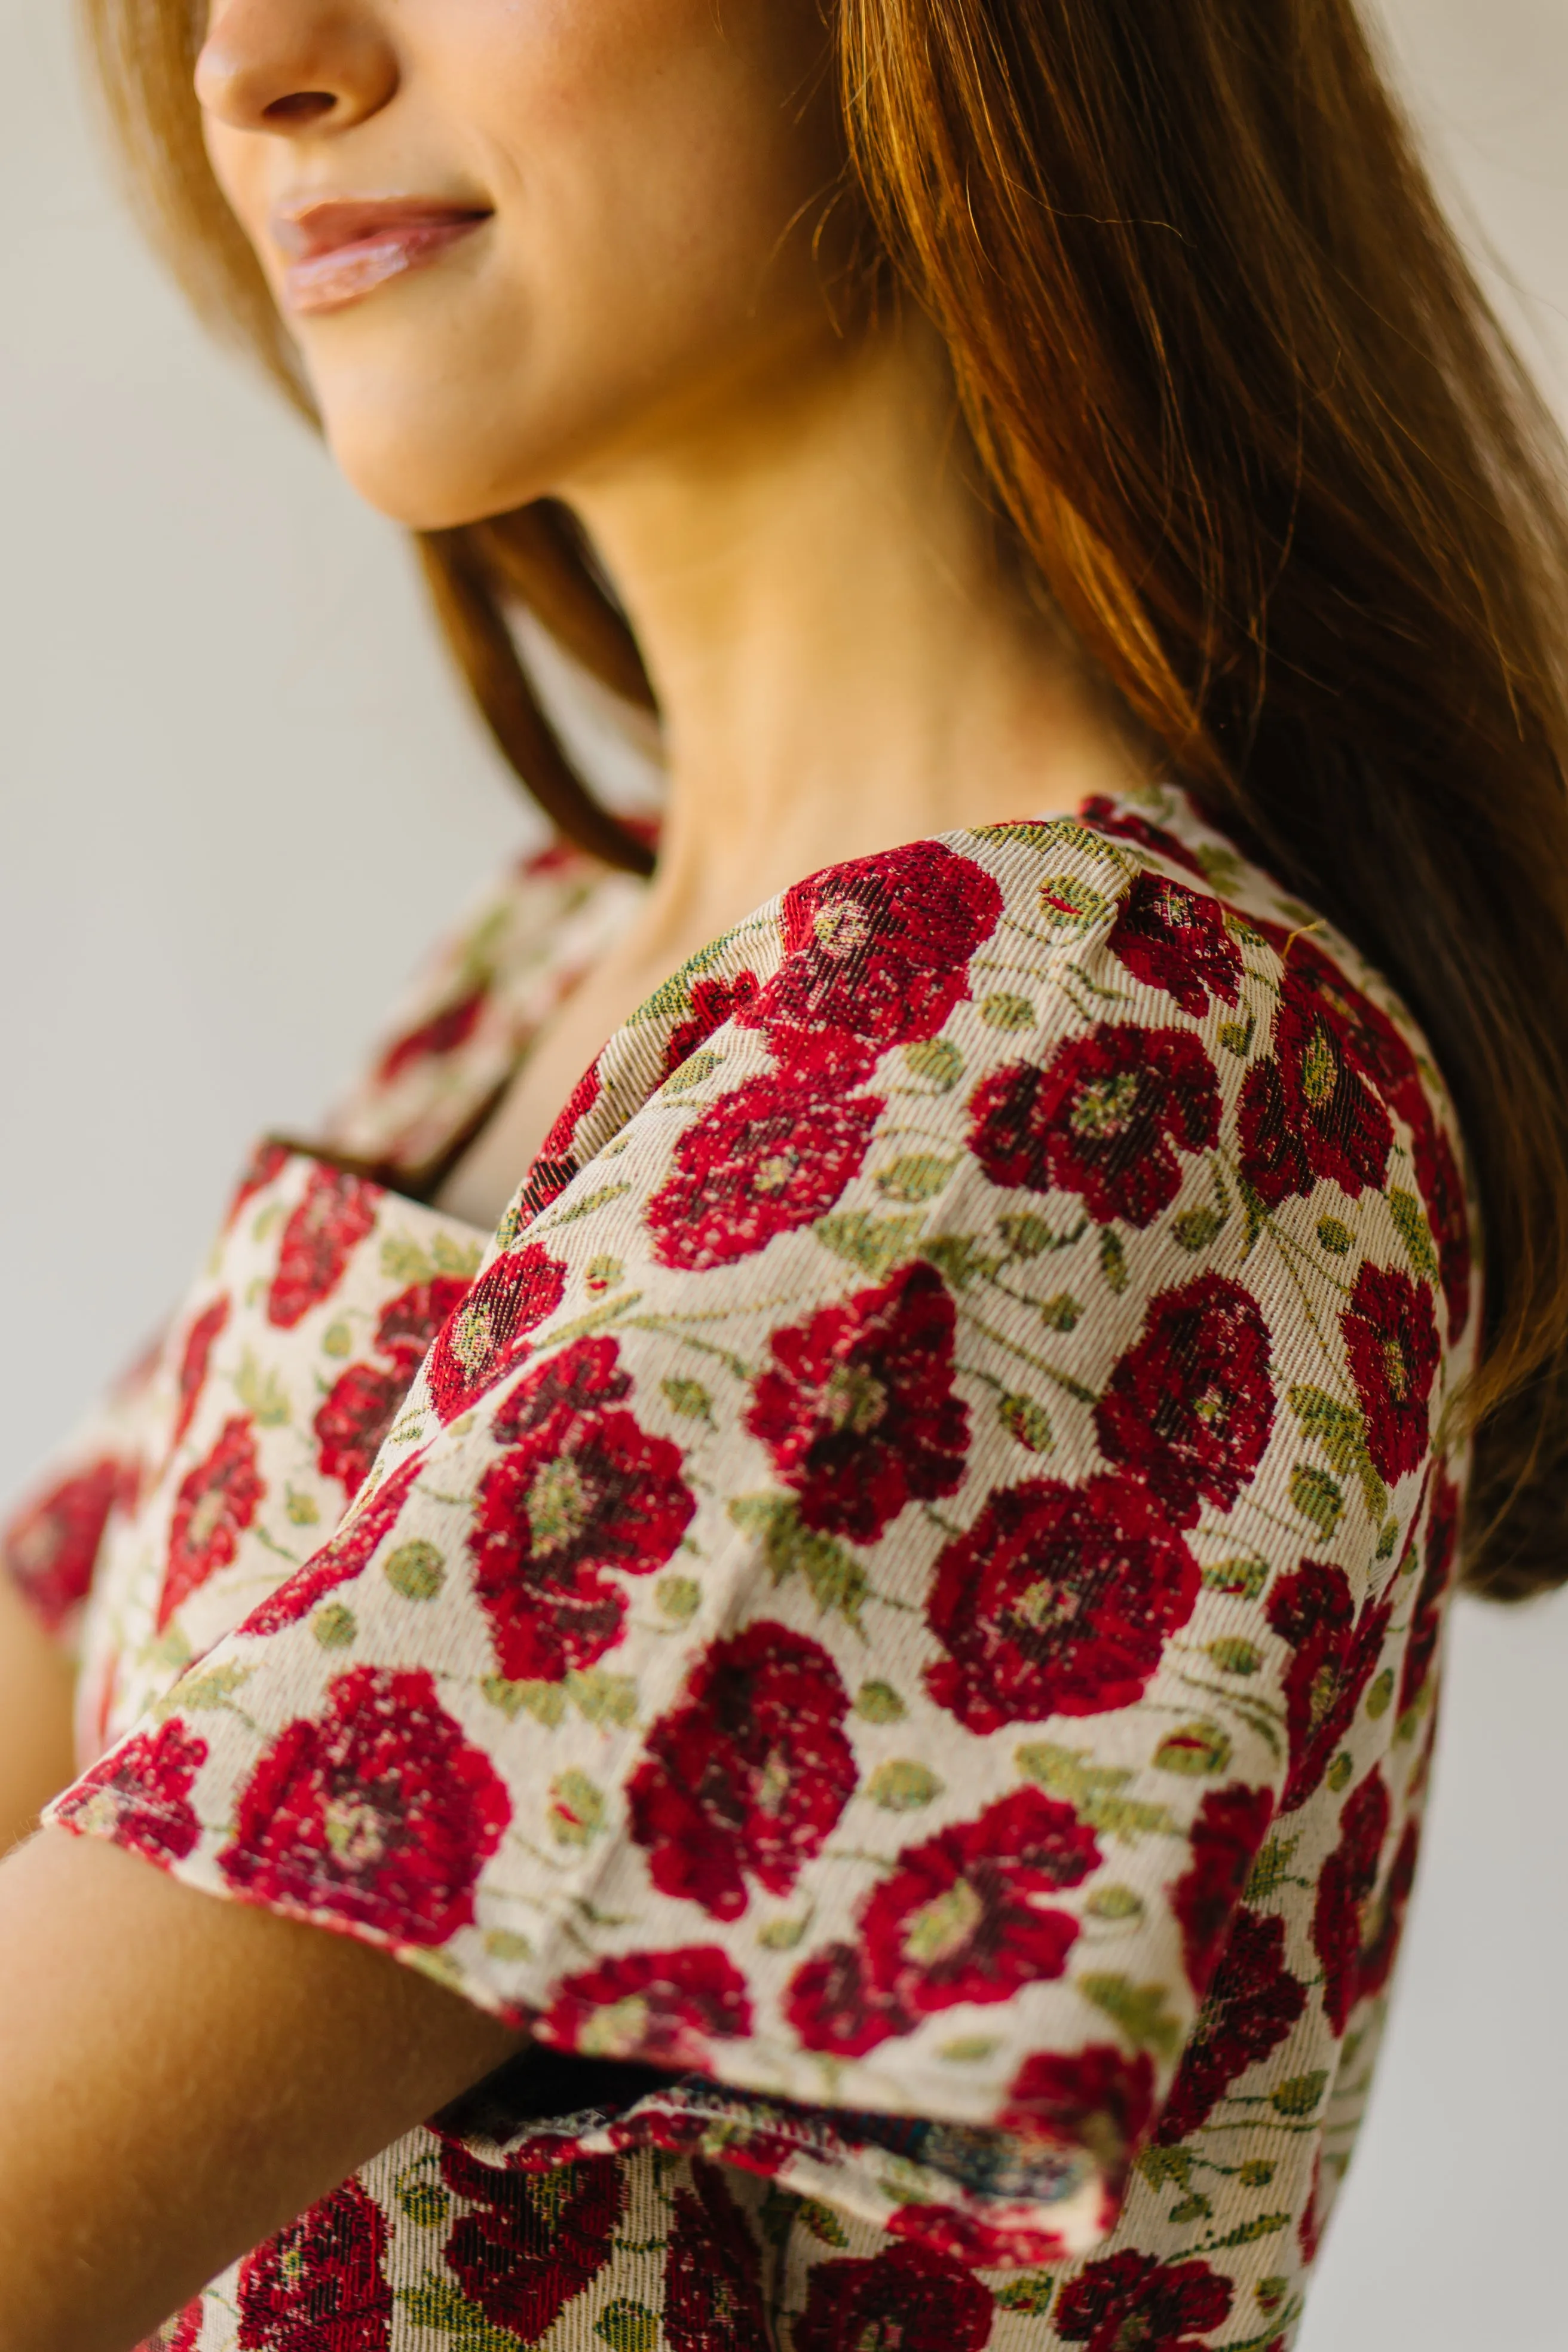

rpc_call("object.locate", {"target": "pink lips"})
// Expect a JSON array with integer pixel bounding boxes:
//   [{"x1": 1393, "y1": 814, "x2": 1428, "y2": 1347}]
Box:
[{"x1": 275, "y1": 199, "x2": 491, "y2": 315}]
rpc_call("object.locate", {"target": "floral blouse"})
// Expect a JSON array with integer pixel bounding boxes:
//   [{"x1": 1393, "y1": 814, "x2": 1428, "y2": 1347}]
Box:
[{"x1": 1, "y1": 785, "x2": 1475, "y2": 2352}]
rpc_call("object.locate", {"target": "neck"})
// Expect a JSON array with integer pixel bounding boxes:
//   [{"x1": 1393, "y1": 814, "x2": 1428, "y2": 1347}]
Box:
[{"x1": 562, "y1": 309, "x2": 1149, "y2": 948}]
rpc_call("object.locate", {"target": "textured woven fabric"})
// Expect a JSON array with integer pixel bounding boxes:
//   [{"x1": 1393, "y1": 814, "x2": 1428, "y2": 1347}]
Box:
[{"x1": 3, "y1": 785, "x2": 1475, "y2": 2350}]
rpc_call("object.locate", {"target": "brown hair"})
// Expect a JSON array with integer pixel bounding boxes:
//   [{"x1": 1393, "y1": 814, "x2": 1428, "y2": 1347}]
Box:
[{"x1": 81, "y1": 0, "x2": 1568, "y2": 1596}]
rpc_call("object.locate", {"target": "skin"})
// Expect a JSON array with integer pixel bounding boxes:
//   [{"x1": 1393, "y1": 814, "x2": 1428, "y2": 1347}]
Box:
[{"x1": 0, "y1": 0, "x2": 1149, "y2": 2339}]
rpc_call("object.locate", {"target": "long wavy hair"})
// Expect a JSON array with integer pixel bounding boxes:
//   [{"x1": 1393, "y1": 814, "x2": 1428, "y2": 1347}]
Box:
[{"x1": 82, "y1": 0, "x2": 1568, "y2": 1598}]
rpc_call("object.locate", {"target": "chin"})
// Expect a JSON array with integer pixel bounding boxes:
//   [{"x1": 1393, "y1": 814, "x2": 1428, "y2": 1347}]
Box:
[{"x1": 323, "y1": 420, "x2": 529, "y2": 532}]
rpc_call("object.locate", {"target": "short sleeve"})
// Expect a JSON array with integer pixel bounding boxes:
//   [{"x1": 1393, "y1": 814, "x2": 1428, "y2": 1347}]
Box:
[{"x1": 50, "y1": 813, "x2": 1471, "y2": 2264}]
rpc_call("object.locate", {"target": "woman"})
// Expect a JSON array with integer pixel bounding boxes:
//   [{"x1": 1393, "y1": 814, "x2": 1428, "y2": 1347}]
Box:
[{"x1": 3, "y1": 0, "x2": 1567, "y2": 2344}]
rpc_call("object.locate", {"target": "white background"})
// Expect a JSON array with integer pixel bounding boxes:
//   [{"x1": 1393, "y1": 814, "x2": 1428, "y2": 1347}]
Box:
[{"x1": 2, "y1": 3, "x2": 1566, "y2": 2341}]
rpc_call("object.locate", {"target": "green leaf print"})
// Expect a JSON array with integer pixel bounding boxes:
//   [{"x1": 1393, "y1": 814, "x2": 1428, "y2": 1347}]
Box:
[
  {"x1": 596, "y1": 2302, "x2": 662, "y2": 2352},
  {"x1": 1386, "y1": 1186, "x2": 1440, "y2": 1285},
  {"x1": 1078, "y1": 1973, "x2": 1184, "y2": 2060},
  {"x1": 727, "y1": 1494, "x2": 868, "y2": 1627},
  {"x1": 814, "y1": 1209, "x2": 927, "y2": 1281},
  {"x1": 1015, "y1": 1741, "x2": 1177, "y2": 1843}
]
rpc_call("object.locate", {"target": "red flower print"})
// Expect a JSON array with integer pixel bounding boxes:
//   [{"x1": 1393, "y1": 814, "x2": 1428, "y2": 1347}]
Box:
[
  {"x1": 628, "y1": 1622, "x2": 856, "y2": 1920},
  {"x1": 1399, "y1": 1469, "x2": 1459, "y2": 1717},
  {"x1": 159, "y1": 1414, "x2": 264, "y2": 1629},
  {"x1": 745, "y1": 1261, "x2": 969, "y2": 1542},
  {"x1": 1106, "y1": 872, "x2": 1242, "y2": 1016},
  {"x1": 1000, "y1": 2044, "x2": 1156, "y2": 2201},
  {"x1": 537, "y1": 1946, "x2": 753, "y2": 2069},
  {"x1": 1297, "y1": 2146, "x2": 1324, "y2": 2264},
  {"x1": 471, "y1": 1337, "x2": 695, "y2": 1682},
  {"x1": 1266, "y1": 1559, "x2": 1392, "y2": 1814},
  {"x1": 244, "y1": 1453, "x2": 422, "y2": 1636},
  {"x1": 237, "y1": 2176, "x2": 391, "y2": 2350},
  {"x1": 795, "y1": 2239, "x2": 994, "y2": 2352},
  {"x1": 1154, "y1": 1909, "x2": 1307, "y2": 2143},
  {"x1": 1339, "y1": 1260, "x2": 1440, "y2": 1484},
  {"x1": 1281, "y1": 935, "x2": 1422, "y2": 1113},
  {"x1": 1170, "y1": 1783, "x2": 1275, "y2": 1998},
  {"x1": 1313, "y1": 1768, "x2": 1391, "y2": 2034},
  {"x1": 1356, "y1": 1817, "x2": 1420, "y2": 2006},
  {"x1": 647, "y1": 1076, "x2": 883, "y2": 1273},
  {"x1": 786, "y1": 1787, "x2": 1097, "y2": 2056},
  {"x1": 509, "y1": 1059, "x2": 607, "y2": 1224},
  {"x1": 439, "y1": 2146, "x2": 624, "y2": 2341},
  {"x1": 169, "y1": 1296, "x2": 229, "y2": 1458},
  {"x1": 924, "y1": 1475, "x2": 1200, "y2": 1734},
  {"x1": 1412, "y1": 1115, "x2": 1471, "y2": 1342},
  {"x1": 1094, "y1": 1275, "x2": 1275, "y2": 1529},
  {"x1": 665, "y1": 969, "x2": 762, "y2": 1076},
  {"x1": 2, "y1": 1455, "x2": 126, "y2": 1632},
  {"x1": 1237, "y1": 976, "x2": 1394, "y2": 1212},
  {"x1": 225, "y1": 1136, "x2": 290, "y2": 1228},
  {"x1": 1056, "y1": 2249, "x2": 1232, "y2": 2352},
  {"x1": 425, "y1": 1244, "x2": 568, "y2": 1423},
  {"x1": 968, "y1": 1025, "x2": 1220, "y2": 1229},
  {"x1": 219, "y1": 1665, "x2": 511, "y2": 1944},
  {"x1": 267, "y1": 1165, "x2": 380, "y2": 1329},
  {"x1": 64, "y1": 1717, "x2": 208, "y2": 1866},
  {"x1": 314, "y1": 1362, "x2": 406, "y2": 1502},
  {"x1": 666, "y1": 2157, "x2": 772, "y2": 2352},
  {"x1": 883, "y1": 2201, "x2": 1072, "y2": 2270},
  {"x1": 147, "y1": 2301, "x2": 202, "y2": 2350},
  {"x1": 375, "y1": 982, "x2": 486, "y2": 1084},
  {"x1": 1080, "y1": 795, "x2": 1210, "y2": 881},
  {"x1": 376, "y1": 1275, "x2": 473, "y2": 1369},
  {"x1": 314, "y1": 1276, "x2": 468, "y2": 1499},
  {"x1": 746, "y1": 840, "x2": 1003, "y2": 1077}
]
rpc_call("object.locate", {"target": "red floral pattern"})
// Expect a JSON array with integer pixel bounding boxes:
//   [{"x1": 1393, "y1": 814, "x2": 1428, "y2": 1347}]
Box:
[
  {"x1": 1313, "y1": 1768, "x2": 1391, "y2": 2034},
  {"x1": 439, "y1": 2145, "x2": 624, "y2": 2339},
  {"x1": 425, "y1": 1245, "x2": 568, "y2": 1423},
  {"x1": 375, "y1": 984, "x2": 486, "y2": 1085},
  {"x1": 2, "y1": 1456, "x2": 127, "y2": 1631},
  {"x1": 243, "y1": 1453, "x2": 423, "y2": 1637},
  {"x1": 160, "y1": 1414, "x2": 264, "y2": 1629},
  {"x1": 1155, "y1": 1909, "x2": 1307, "y2": 2144},
  {"x1": 237, "y1": 2176, "x2": 391, "y2": 2350},
  {"x1": 1340, "y1": 1260, "x2": 1440, "y2": 1484},
  {"x1": 629, "y1": 1622, "x2": 856, "y2": 1919},
  {"x1": 315, "y1": 1275, "x2": 470, "y2": 1498},
  {"x1": 1170, "y1": 1783, "x2": 1276, "y2": 1996},
  {"x1": 647, "y1": 1076, "x2": 882, "y2": 1271},
  {"x1": 1056, "y1": 2250, "x2": 1232, "y2": 2352},
  {"x1": 744, "y1": 840, "x2": 1003, "y2": 1080},
  {"x1": 537, "y1": 1946, "x2": 753, "y2": 2068},
  {"x1": 1400, "y1": 1469, "x2": 1459, "y2": 1719},
  {"x1": 219, "y1": 1665, "x2": 511, "y2": 1944},
  {"x1": 29, "y1": 789, "x2": 1475, "y2": 2350},
  {"x1": 925, "y1": 1475, "x2": 1201, "y2": 1734},
  {"x1": 665, "y1": 2157, "x2": 773, "y2": 2352},
  {"x1": 1107, "y1": 872, "x2": 1242, "y2": 1016},
  {"x1": 169, "y1": 1297, "x2": 229, "y2": 1459},
  {"x1": 1267, "y1": 1558, "x2": 1394, "y2": 1814},
  {"x1": 470, "y1": 1337, "x2": 696, "y2": 1682},
  {"x1": 1000, "y1": 2045, "x2": 1156, "y2": 2203},
  {"x1": 796, "y1": 2238, "x2": 995, "y2": 2352},
  {"x1": 746, "y1": 1261, "x2": 968, "y2": 1541},
  {"x1": 969, "y1": 1025, "x2": 1220, "y2": 1229},
  {"x1": 666, "y1": 970, "x2": 762, "y2": 1077},
  {"x1": 788, "y1": 1789, "x2": 1098, "y2": 2056},
  {"x1": 68, "y1": 1718, "x2": 207, "y2": 1865},
  {"x1": 267, "y1": 1166, "x2": 379, "y2": 1329},
  {"x1": 1238, "y1": 973, "x2": 1394, "y2": 1211},
  {"x1": 1093, "y1": 1274, "x2": 1275, "y2": 1528}
]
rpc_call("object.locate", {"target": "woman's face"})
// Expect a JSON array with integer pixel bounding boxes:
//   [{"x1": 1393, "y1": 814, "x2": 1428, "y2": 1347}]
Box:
[{"x1": 198, "y1": 0, "x2": 844, "y2": 528}]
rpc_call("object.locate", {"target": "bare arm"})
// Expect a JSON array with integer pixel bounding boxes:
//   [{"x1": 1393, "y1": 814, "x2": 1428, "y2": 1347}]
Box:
[
  {"x1": 0, "y1": 1575, "x2": 78, "y2": 1854},
  {"x1": 0, "y1": 1830, "x2": 526, "y2": 2352}
]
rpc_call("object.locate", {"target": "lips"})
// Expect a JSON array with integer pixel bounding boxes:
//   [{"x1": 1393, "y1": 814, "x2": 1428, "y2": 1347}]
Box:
[{"x1": 275, "y1": 199, "x2": 491, "y2": 316}]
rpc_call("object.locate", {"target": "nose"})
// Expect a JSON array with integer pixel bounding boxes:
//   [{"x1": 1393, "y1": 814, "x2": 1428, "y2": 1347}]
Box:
[{"x1": 195, "y1": 0, "x2": 399, "y2": 135}]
